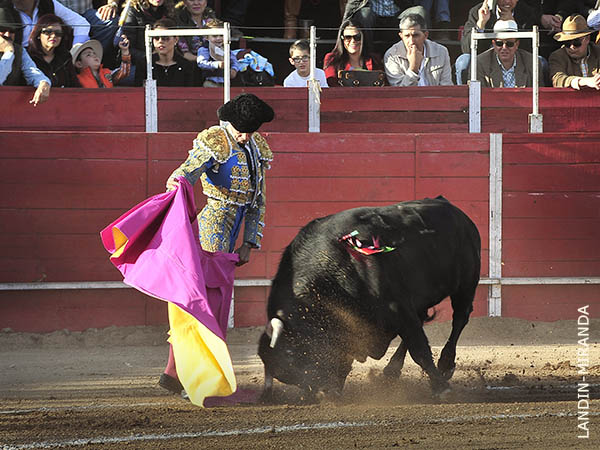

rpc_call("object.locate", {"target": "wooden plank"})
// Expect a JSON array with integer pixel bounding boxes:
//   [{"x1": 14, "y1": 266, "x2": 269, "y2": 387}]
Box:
[
  {"x1": 504, "y1": 218, "x2": 600, "y2": 240},
  {"x1": 503, "y1": 133, "x2": 600, "y2": 145},
  {"x1": 321, "y1": 86, "x2": 469, "y2": 99},
  {"x1": 321, "y1": 122, "x2": 468, "y2": 133},
  {"x1": 417, "y1": 134, "x2": 490, "y2": 152},
  {"x1": 266, "y1": 133, "x2": 417, "y2": 153},
  {"x1": 268, "y1": 178, "x2": 416, "y2": 202},
  {"x1": 502, "y1": 261, "x2": 600, "y2": 277},
  {"x1": 321, "y1": 96, "x2": 468, "y2": 112},
  {"x1": 0, "y1": 183, "x2": 148, "y2": 209},
  {"x1": 502, "y1": 285, "x2": 599, "y2": 321},
  {"x1": 156, "y1": 86, "x2": 308, "y2": 101},
  {"x1": 0, "y1": 87, "x2": 145, "y2": 131},
  {"x1": 0, "y1": 159, "x2": 146, "y2": 184},
  {"x1": 268, "y1": 153, "x2": 415, "y2": 177},
  {"x1": 503, "y1": 239, "x2": 600, "y2": 261},
  {"x1": 504, "y1": 141, "x2": 600, "y2": 164},
  {"x1": 417, "y1": 152, "x2": 490, "y2": 177},
  {"x1": 504, "y1": 164, "x2": 600, "y2": 192},
  {"x1": 0, "y1": 131, "x2": 148, "y2": 159},
  {"x1": 503, "y1": 192, "x2": 600, "y2": 218},
  {"x1": 321, "y1": 111, "x2": 467, "y2": 123},
  {"x1": 0, "y1": 209, "x2": 130, "y2": 234},
  {"x1": 415, "y1": 177, "x2": 490, "y2": 201}
]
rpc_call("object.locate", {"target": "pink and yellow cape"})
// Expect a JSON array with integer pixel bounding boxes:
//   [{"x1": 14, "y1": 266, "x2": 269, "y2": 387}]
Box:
[{"x1": 100, "y1": 178, "x2": 237, "y2": 406}]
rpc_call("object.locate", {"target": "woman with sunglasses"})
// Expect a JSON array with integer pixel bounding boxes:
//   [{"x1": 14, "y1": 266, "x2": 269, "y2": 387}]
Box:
[
  {"x1": 134, "y1": 18, "x2": 200, "y2": 86},
  {"x1": 323, "y1": 19, "x2": 383, "y2": 87},
  {"x1": 27, "y1": 14, "x2": 80, "y2": 87}
]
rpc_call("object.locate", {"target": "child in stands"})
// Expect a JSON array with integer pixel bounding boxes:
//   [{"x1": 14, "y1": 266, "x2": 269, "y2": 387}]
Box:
[
  {"x1": 196, "y1": 18, "x2": 240, "y2": 87},
  {"x1": 283, "y1": 39, "x2": 328, "y2": 88},
  {"x1": 71, "y1": 37, "x2": 131, "y2": 88}
]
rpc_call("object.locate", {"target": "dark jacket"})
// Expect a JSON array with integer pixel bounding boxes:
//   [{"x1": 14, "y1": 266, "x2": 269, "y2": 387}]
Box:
[
  {"x1": 174, "y1": 5, "x2": 215, "y2": 57},
  {"x1": 342, "y1": 0, "x2": 416, "y2": 22},
  {"x1": 135, "y1": 51, "x2": 201, "y2": 86},
  {"x1": 476, "y1": 47, "x2": 544, "y2": 87},
  {"x1": 123, "y1": 3, "x2": 171, "y2": 67},
  {"x1": 30, "y1": 52, "x2": 80, "y2": 87},
  {"x1": 461, "y1": 1, "x2": 539, "y2": 54},
  {"x1": 549, "y1": 42, "x2": 600, "y2": 87}
]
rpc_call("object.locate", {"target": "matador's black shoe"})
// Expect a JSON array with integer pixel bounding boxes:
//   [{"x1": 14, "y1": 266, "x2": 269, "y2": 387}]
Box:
[{"x1": 158, "y1": 373, "x2": 184, "y2": 394}]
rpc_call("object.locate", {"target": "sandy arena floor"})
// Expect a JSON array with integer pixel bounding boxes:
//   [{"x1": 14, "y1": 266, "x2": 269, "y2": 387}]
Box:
[{"x1": 0, "y1": 316, "x2": 598, "y2": 449}]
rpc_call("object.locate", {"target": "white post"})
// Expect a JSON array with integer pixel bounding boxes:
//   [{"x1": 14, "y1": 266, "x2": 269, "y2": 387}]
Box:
[
  {"x1": 308, "y1": 25, "x2": 320, "y2": 133},
  {"x1": 488, "y1": 133, "x2": 503, "y2": 316},
  {"x1": 223, "y1": 22, "x2": 231, "y2": 105},
  {"x1": 144, "y1": 24, "x2": 158, "y2": 133},
  {"x1": 468, "y1": 30, "x2": 481, "y2": 133},
  {"x1": 529, "y1": 25, "x2": 543, "y2": 133}
]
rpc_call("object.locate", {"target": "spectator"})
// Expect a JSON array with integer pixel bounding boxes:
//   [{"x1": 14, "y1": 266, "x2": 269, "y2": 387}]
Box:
[
  {"x1": 123, "y1": 0, "x2": 175, "y2": 75},
  {"x1": 135, "y1": 17, "x2": 199, "y2": 85},
  {"x1": 323, "y1": 19, "x2": 383, "y2": 87},
  {"x1": 71, "y1": 36, "x2": 131, "y2": 86},
  {"x1": 56, "y1": 0, "x2": 119, "y2": 52},
  {"x1": 589, "y1": 0, "x2": 600, "y2": 30},
  {"x1": 174, "y1": 0, "x2": 216, "y2": 62},
  {"x1": 342, "y1": 0, "x2": 428, "y2": 45},
  {"x1": 27, "y1": 13, "x2": 79, "y2": 86},
  {"x1": 210, "y1": 0, "x2": 250, "y2": 37},
  {"x1": 10, "y1": 0, "x2": 90, "y2": 46},
  {"x1": 0, "y1": 6, "x2": 51, "y2": 105},
  {"x1": 476, "y1": 19, "x2": 543, "y2": 87},
  {"x1": 549, "y1": 14, "x2": 600, "y2": 89},
  {"x1": 196, "y1": 17, "x2": 239, "y2": 87},
  {"x1": 456, "y1": 0, "x2": 540, "y2": 84},
  {"x1": 384, "y1": 12, "x2": 452, "y2": 86},
  {"x1": 283, "y1": 38, "x2": 328, "y2": 87}
]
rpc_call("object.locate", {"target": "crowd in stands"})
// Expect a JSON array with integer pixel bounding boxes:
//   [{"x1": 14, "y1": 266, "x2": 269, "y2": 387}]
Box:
[{"x1": 2, "y1": 0, "x2": 600, "y2": 104}]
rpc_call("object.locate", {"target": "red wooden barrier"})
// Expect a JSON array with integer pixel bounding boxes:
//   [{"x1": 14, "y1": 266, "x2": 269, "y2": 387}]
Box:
[
  {"x1": 0, "y1": 131, "x2": 491, "y2": 331},
  {"x1": 1, "y1": 131, "x2": 598, "y2": 330},
  {"x1": 2, "y1": 86, "x2": 600, "y2": 134}
]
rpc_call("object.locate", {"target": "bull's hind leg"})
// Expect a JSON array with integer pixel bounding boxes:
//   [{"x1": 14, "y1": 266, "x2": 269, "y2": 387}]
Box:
[
  {"x1": 383, "y1": 340, "x2": 407, "y2": 378},
  {"x1": 437, "y1": 287, "x2": 476, "y2": 380}
]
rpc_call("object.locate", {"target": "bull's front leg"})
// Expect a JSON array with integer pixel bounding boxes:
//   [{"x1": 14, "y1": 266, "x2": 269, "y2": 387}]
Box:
[
  {"x1": 259, "y1": 367, "x2": 275, "y2": 403},
  {"x1": 399, "y1": 324, "x2": 450, "y2": 396},
  {"x1": 383, "y1": 340, "x2": 407, "y2": 378}
]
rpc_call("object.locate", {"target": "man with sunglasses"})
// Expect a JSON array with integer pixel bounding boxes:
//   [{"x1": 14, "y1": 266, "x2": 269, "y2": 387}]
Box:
[
  {"x1": 476, "y1": 19, "x2": 543, "y2": 87},
  {"x1": 549, "y1": 14, "x2": 600, "y2": 89},
  {"x1": 0, "y1": 6, "x2": 51, "y2": 105}
]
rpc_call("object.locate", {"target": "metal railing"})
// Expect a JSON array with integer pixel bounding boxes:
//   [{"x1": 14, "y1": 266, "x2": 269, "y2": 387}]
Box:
[{"x1": 469, "y1": 26, "x2": 543, "y2": 133}]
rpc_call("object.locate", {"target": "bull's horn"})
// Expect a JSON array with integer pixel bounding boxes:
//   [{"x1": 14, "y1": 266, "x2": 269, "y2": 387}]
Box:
[{"x1": 270, "y1": 318, "x2": 284, "y2": 348}]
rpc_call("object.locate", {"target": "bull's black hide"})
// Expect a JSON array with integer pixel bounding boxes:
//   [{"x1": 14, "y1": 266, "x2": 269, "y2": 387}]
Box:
[{"x1": 258, "y1": 197, "x2": 481, "y2": 400}]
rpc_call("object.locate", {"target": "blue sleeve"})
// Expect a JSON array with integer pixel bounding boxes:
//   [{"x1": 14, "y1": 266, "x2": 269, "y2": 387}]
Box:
[{"x1": 0, "y1": 51, "x2": 15, "y2": 85}]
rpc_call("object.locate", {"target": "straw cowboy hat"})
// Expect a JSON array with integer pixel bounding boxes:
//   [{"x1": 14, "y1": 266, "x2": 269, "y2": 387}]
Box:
[
  {"x1": 553, "y1": 14, "x2": 594, "y2": 41},
  {"x1": 70, "y1": 40, "x2": 103, "y2": 65}
]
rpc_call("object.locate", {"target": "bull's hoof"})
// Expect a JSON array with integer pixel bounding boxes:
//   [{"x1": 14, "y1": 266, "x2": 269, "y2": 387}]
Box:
[
  {"x1": 382, "y1": 365, "x2": 402, "y2": 379},
  {"x1": 433, "y1": 386, "x2": 453, "y2": 402},
  {"x1": 430, "y1": 379, "x2": 451, "y2": 398},
  {"x1": 259, "y1": 390, "x2": 275, "y2": 404},
  {"x1": 315, "y1": 388, "x2": 342, "y2": 403},
  {"x1": 438, "y1": 364, "x2": 455, "y2": 380}
]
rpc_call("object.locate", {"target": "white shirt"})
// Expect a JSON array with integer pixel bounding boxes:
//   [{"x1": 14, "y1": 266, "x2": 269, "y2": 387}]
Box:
[
  {"x1": 417, "y1": 44, "x2": 429, "y2": 86},
  {"x1": 283, "y1": 68, "x2": 328, "y2": 88},
  {"x1": 16, "y1": 0, "x2": 90, "y2": 47}
]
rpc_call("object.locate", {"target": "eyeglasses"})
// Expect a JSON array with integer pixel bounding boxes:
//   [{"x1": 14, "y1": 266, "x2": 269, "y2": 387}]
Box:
[
  {"x1": 493, "y1": 39, "x2": 516, "y2": 48},
  {"x1": 565, "y1": 38, "x2": 583, "y2": 48},
  {"x1": 41, "y1": 28, "x2": 63, "y2": 37},
  {"x1": 342, "y1": 33, "x2": 362, "y2": 42},
  {"x1": 291, "y1": 55, "x2": 309, "y2": 63}
]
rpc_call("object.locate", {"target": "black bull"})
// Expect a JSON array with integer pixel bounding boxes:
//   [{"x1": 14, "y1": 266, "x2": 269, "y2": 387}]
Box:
[{"x1": 258, "y1": 197, "x2": 481, "y2": 399}]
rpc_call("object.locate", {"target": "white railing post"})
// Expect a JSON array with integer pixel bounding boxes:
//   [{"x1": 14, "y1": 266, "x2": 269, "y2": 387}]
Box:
[
  {"x1": 488, "y1": 133, "x2": 503, "y2": 316},
  {"x1": 308, "y1": 25, "x2": 320, "y2": 133},
  {"x1": 469, "y1": 29, "x2": 481, "y2": 133},
  {"x1": 529, "y1": 25, "x2": 543, "y2": 133},
  {"x1": 144, "y1": 24, "x2": 158, "y2": 133}
]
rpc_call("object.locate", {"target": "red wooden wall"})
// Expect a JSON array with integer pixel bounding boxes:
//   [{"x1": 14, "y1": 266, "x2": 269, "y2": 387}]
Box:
[
  {"x1": 0, "y1": 131, "x2": 491, "y2": 332},
  {"x1": 3, "y1": 86, "x2": 600, "y2": 134},
  {"x1": 501, "y1": 133, "x2": 600, "y2": 320}
]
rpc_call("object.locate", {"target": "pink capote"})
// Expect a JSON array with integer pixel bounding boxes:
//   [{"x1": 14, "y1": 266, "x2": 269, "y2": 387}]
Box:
[{"x1": 100, "y1": 177, "x2": 238, "y2": 341}]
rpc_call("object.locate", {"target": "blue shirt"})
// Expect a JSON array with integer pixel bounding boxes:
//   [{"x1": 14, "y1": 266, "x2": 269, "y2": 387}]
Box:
[
  {"x1": 0, "y1": 47, "x2": 52, "y2": 87},
  {"x1": 196, "y1": 46, "x2": 241, "y2": 84}
]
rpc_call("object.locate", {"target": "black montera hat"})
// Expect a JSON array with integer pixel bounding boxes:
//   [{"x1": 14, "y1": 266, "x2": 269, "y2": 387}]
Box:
[{"x1": 217, "y1": 93, "x2": 274, "y2": 133}]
